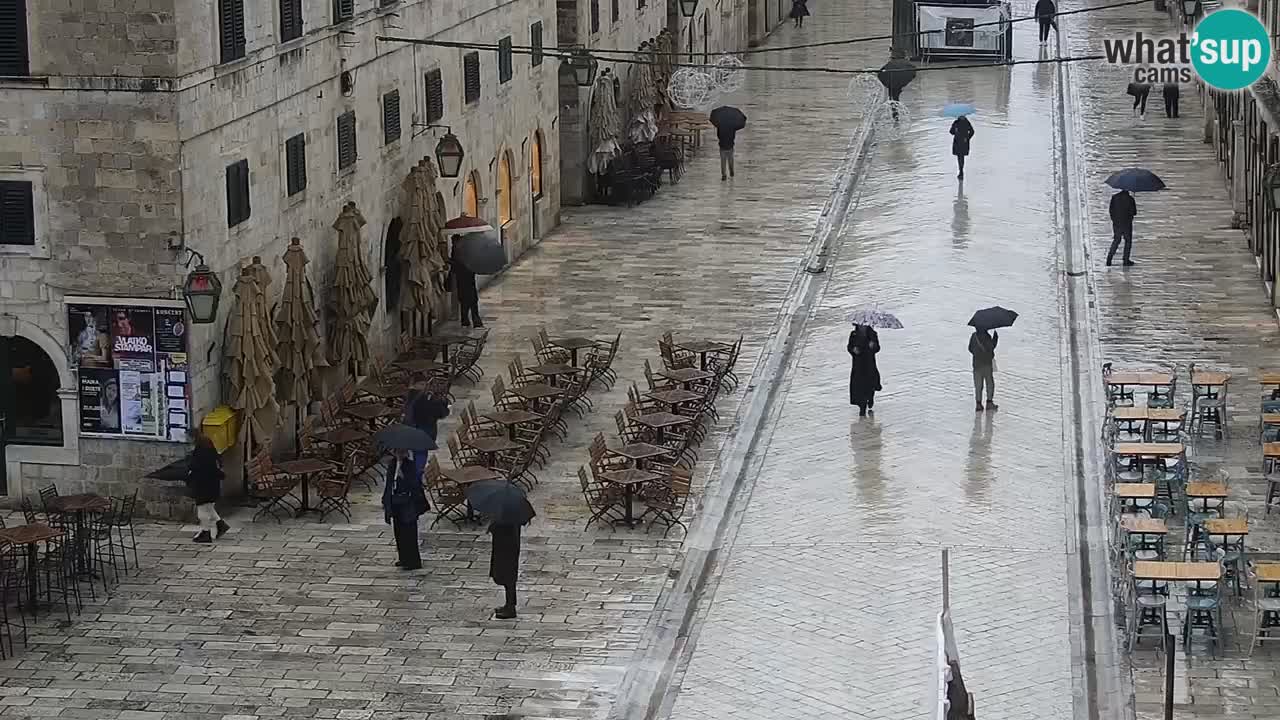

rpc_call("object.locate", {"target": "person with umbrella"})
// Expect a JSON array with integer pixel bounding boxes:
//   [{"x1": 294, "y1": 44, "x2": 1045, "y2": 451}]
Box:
[
  {"x1": 848, "y1": 323, "x2": 882, "y2": 417},
  {"x1": 378, "y1": 426, "x2": 433, "y2": 570},
  {"x1": 1108, "y1": 189, "x2": 1138, "y2": 267},
  {"x1": 791, "y1": 0, "x2": 810, "y2": 28},
  {"x1": 403, "y1": 373, "x2": 450, "y2": 476},
  {"x1": 448, "y1": 235, "x2": 483, "y2": 328},
  {"x1": 945, "y1": 106, "x2": 975, "y2": 180},
  {"x1": 967, "y1": 306, "x2": 1016, "y2": 412},
  {"x1": 465, "y1": 479, "x2": 536, "y2": 619},
  {"x1": 877, "y1": 50, "x2": 917, "y2": 121},
  {"x1": 709, "y1": 106, "x2": 747, "y2": 182}
]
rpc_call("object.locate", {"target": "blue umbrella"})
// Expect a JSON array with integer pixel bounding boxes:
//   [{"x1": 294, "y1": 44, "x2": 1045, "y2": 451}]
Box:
[
  {"x1": 941, "y1": 103, "x2": 977, "y2": 118},
  {"x1": 1105, "y1": 168, "x2": 1166, "y2": 192}
]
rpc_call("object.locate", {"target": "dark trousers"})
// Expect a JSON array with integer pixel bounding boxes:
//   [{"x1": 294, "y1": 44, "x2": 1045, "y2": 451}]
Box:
[
  {"x1": 393, "y1": 518, "x2": 421, "y2": 569},
  {"x1": 1108, "y1": 222, "x2": 1133, "y2": 263},
  {"x1": 502, "y1": 584, "x2": 517, "y2": 609},
  {"x1": 1132, "y1": 89, "x2": 1149, "y2": 114},
  {"x1": 1164, "y1": 95, "x2": 1179, "y2": 118},
  {"x1": 1038, "y1": 19, "x2": 1052, "y2": 42},
  {"x1": 459, "y1": 297, "x2": 482, "y2": 326}
]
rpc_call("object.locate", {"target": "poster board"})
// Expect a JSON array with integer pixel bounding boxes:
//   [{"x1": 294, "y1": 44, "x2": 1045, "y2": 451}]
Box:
[
  {"x1": 915, "y1": 1, "x2": 1011, "y2": 61},
  {"x1": 66, "y1": 297, "x2": 191, "y2": 442}
]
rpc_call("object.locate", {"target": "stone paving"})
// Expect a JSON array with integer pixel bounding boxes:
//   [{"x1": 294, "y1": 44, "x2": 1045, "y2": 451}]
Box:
[
  {"x1": 1063, "y1": 2, "x2": 1280, "y2": 719},
  {"x1": 664, "y1": 14, "x2": 1076, "y2": 720},
  {"x1": 0, "y1": 11, "x2": 892, "y2": 720}
]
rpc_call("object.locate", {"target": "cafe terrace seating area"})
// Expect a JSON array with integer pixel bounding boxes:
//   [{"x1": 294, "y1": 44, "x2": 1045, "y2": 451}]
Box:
[
  {"x1": 1103, "y1": 362, "x2": 1280, "y2": 656},
  {"x1": 242, "y1": 322, "x2": 742, "y2": 538}
]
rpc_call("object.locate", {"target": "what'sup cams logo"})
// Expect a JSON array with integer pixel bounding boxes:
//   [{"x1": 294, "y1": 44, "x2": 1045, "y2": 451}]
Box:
[{"x1": 1101, "y1": 8, "x2": 1272, "y2": 90}]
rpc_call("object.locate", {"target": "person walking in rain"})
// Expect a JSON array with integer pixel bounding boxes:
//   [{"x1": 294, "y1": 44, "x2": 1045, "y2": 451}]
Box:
[
  {"x1": 186, "y1": 431, "x2": 230, "y2": 543},
  {"x1": 1162, "y1": 82, "x2": 1180, "y2": 118},
  {"x1": 490, "y1": 519, "x2": 523, "y2": 619},
  {"x1": 718, "y1": 123, "x2": 738, "y2": 181},
  {"x1": 382, "y1": 447, "x2": 428, "y2": 570},
  {"x1": 847, "y1": 323, "x2": 882, "y2": 417},
  {"x1": 791, "y1": 0, "x2": 810, "y2": 28},
  {"x1": 1128, "y1": 81, "x2": 1151, "y2": 117},
  {"x1": 1107, "y1": 189, "x2": 1137, "y2": 266},
  {"x1": 1034, "y1": 0, "x2": 1057, "y2": 45},
  {"x1": 448, "y1": 235, "x2": 483, "y2": 328},
  {"x1": 950, "y1": 114, "x2": 974, "y2": 180},
  {"x1": 968, "y1": 328, "x2": 999, "y2": 412}
]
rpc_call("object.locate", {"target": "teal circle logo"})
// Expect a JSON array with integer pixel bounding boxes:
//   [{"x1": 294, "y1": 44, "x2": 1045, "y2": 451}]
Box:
[{"x1": 1191, "y1": 9, "x2": 1272, "y2": 91}]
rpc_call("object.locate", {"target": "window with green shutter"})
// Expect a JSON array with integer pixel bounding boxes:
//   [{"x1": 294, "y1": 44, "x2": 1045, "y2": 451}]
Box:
[
  {"x1": 498, "y1": 37, "x2": 513, "y2": 84},
  {"x1": 424, "y1": 70, "x2": 444, "y2": 123},
  {"x1": 279, "y1": 0, "x2": 303, "y2": 42},
  {"x1": 530, "y1": 22, "x2": 543, "y2": 67},
  {"x1": 383, "y1": 90, "x2": 401, "y2": 144},
  {"x1": 225, "y1": 160, "x2": 250, "y2": 227},
  {"x1": 285, "y1": 134, "x2": 307, "y2": 196},
  {"x1": 336, "y1": 111, "x2": 357, "y2": 170},
  {"x1": 218, "y1": 0, "x2": 246, "y2": 63},
  {"x1": 0, "y1": 0, "x2": 30, "y2": 77},
  {"x1": 463, "y1": 52, "x2": 481, "y2": 104},
  {"x1": 333, "y1": 0, "x2": 353, "y2": 23}
]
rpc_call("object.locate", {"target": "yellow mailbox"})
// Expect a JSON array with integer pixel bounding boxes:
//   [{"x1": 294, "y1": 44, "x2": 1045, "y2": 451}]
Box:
[{"x1": 201, "y1": 406, "x2": 238, "y2": 453}]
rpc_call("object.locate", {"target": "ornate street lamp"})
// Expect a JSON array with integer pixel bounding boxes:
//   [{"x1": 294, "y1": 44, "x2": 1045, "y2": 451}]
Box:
[
  {"x1": 678, "y1": 0, "x2": 699, "y2": 17},
  {"x1": 1182, "y1": 0, "x2": 1200, "y2": 19},
  {"x1": 1265, "y1": 164, "x2": 1280, "y2": 211},
  {"x1": 434, "y1": 130, "x2": 465, "y2": 178},
  {"x1": 182, "y1": 250, "x2": 222, "y2": 324},
  {"x1": 566, "y1": 46, "x2": 598, "y2": 87}
]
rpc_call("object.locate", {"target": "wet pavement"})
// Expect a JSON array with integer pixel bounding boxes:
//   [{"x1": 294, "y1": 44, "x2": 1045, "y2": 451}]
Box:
[
  {"x1": 1064, "y1": 2, "x2": 1280, "y2": 720},
  {"x1": 0, "y1": 8, "x2": 897, "y2": 720},
  {"x1": 662, "y1": 12, "x2": 1076, "y2": 720}
]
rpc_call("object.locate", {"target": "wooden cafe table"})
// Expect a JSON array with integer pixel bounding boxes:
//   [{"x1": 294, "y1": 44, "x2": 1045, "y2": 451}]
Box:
[
  {"x1": 673, "y1": 340, "x2": 728, "y2": 371},
  {"x1": 1111, "y1": 408, "x2": 1185, "y2": 441},
  {"x1": 0, "y1": 524, "x2": 65, "y2": 612},
  {"x1": 547, "y1": 336, "x2": 598, "y2": 366},
  {"x1": 1134, "y1": 560, "x2": 1221, "y2": 582},
  {"x1": 1115, "y1": 483, "x2": 1155, "y2": 511}
]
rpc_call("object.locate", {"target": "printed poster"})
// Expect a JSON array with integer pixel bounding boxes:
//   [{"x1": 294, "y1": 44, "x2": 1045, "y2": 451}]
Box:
[
  {"x1": 77, "y1": 368, "x2": 120, "y2": 433},
  {"x1": 110, "y1": 307, "x2": 156, "y2": 372}
]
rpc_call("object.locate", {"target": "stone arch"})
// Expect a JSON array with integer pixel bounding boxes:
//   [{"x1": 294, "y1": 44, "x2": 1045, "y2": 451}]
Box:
[
  {"x1": 497, "y1": 149, "x2": 514, "y2": 227},
  {"x1": 463, "y1": 171, "x2": 482, "y2": 218},
  {"x1": 1, "y1": 314, "x2": 73, "y2": 389}
]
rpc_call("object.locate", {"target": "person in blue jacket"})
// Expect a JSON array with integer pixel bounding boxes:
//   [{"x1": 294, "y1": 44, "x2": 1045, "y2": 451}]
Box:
[{"x1": 382, "y1": 448, "x2": 428, "y2": 570}]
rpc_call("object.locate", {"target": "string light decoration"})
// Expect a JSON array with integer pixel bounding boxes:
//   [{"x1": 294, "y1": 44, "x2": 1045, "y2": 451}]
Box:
[
  {"x1": 846, "y1": 74, "x2": 884, "y2": 106},
  {"x1": 712, "y1": 55, "x2": 745, "y2": 93},
  {"x1": 668, "y1": 68, "x2": 718, "y2": 109},
  {"x1": 873, "y1": 100, "x2": 912, "y2": 141}
]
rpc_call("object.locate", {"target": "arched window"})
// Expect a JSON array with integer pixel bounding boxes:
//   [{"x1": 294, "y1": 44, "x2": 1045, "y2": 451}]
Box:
[
  {"x1": 383, "y1": 217, "x2": 403, "y2": 312},
  {"x1": 463, "y1": 171, "x2": 480, "y2": 217},
  {"x1": 0, "y1": 335, "x2": 63, "y2": 446},
  {"x1": 530, "y1": 131, "x2": 544, "y2": 198},
  {"x1": 497, "y1": 151, "x2": 513, "y2": 227}
]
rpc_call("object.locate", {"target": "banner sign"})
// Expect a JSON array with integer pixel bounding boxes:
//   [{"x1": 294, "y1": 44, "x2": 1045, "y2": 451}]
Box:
[
  {"x1": 67, "y1": 299, "x2": 190, "y2": 442},
  {"x1": 916, "y1": 3, "x2": 1009, "y2": 58}
]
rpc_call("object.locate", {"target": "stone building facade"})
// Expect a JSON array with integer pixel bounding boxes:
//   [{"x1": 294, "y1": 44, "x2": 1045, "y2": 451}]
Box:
[{"x1": 0, "y1": 0, "x2": 561, "y2": 514}]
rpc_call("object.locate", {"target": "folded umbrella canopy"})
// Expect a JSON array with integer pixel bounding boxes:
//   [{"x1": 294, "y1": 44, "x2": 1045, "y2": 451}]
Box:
[
  {"x1": 1105, "y1": 168, "x2": 1166, "y2": 192},
  {"x1": 465, "y1": 479, "x2": 537, "y2": 526},
  {"x1": 941, "y1": 103, "x2": 977, "y2": 118},
  {"x1": 849, "y1": 306, "x2": 904, "y2": 329},
  {"x1": 877, "y1": 57, "x2": 918, "y2": 95},
  {"x1": 968, "y1": 306, "x2": 1019, "y2": 330},
  {"x1": 709, "y1": 106, "x2": 747, "y2": 131},
  {"x1": 374, "y1": 423, "x2": 437, "y2": 452},
  {"x1": 444, "y1": 216, "x2": 506, "y2": 275}
]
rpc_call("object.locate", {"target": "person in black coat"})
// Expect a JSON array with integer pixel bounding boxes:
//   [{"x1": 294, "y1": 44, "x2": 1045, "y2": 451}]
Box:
[
  {"x1": 1107, "y1": 189, "x2": 1138, "y2": 266},
  {"x1": 847, "y1": 324, "x2": 882, "y2": 417},
  {"x1": 1034, "y1": 0, "x2": 1057, "y2": 45},
  {"x1": 490, "y1": 521, "x2": 522, "y2": 619},
  {"x1": 402, "y1": 374, "x2": 451, "y2": 474},
  {"x1": 949, "y1": 115, "x2": 974, "y2": 180},
  {"x1": 791, "y1": 0, "x2": 810, "y2": 28},
  {"x1": 186, "y1": 431, "x2": 230, "y2": 543},
  {"x1": 1162, "y1": 82, "x2": 1180, "y2": 118},
  {"x1": 382, "y1": 448, "x2": 428, "y2": 570},
  {"x1": 448, "y1": 235, "x2": 483, "y2": 328}
]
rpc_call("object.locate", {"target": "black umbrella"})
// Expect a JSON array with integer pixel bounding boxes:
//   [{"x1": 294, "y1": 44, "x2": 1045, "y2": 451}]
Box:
[
  {"x1": 709, "y1": 106, "x2": 747, "y2": 131},
  {"x1": 877, "y1": 58, "x2": 917, "y2": 94},
  {"x1": 465, "y1": 480, "x2": 537, "y2": 526},
  {"x1": 374, "y1": 423, "x2": 437, "y2": 451},
  {"x1": 968, "y1": 306, "x2": 1019, "y2": 330},
  {"x1": 1104, "y1": 168, "x2": 1167, "y2": 193}
]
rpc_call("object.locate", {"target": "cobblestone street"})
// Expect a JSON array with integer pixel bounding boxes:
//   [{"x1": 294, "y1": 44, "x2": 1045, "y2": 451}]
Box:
[
  {"x1": 1064, "y1": 2, "x2": 1280, "y2": 719},
  {"x1": 0, "y1": 8, "x2": 893, "y2": 720},
  {"x1": 663, "y1": 13, "x2": 1076, "y2": 720}
]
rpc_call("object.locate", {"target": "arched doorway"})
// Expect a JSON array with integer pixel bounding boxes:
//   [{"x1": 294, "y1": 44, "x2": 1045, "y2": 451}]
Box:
[
  {"x1": 463, "y1": 171, "x2": 481, "y2": 218},
  {"x1": 497, "y1": 151, "x2": 514, "y2": 228},
  {"x1": 529, "y1": 131, "x2": 544, "y2": 240},
  {"x1": 0, "y1": 335, "x2": 63, "y2": 448},
  {"x1": 383, "y1": 217, "x2": 403, "y2": 315}
]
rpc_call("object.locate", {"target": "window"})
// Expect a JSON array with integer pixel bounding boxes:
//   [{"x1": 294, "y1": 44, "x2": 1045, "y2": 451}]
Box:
[
  {"x1": 336, "y1": 111, "x2": 357, "y2": 170},
  {"x1": 225, "y1": 160, "x2": 250, "y2": 227},
  {"x1": 0, "y1": 0, "x2": 30, "y2": 76},
  {"x1": 218, "y1": 0, "x2": 247, "y2": 63},
  {"x1": 590, "y1": 0, "x2": 600, "y2": 32},
  {"x1": 530, "y1": 22, "x2": 544, "y2": 66},
  {"x1": 612, "y1": 0, "x2": 619, "y2": 23},
  {"x1": 530, "y1": 131, "x2": 543, "y2": 198},
  {"x1": 498, "y1": 37, "x2": 513, "y2": 84},
  {"x1": 1, "y1": 335, "x2": 64, "y2": 449},
  {"x1": 0, "y1": 180, "x2": 34, "y2": 245},
  {"x1": 463, "y1": 52, "x2": 481, "y2": 104},
  {"x1": 424, "y1": 69, "x2": 444, "y2": 123},
  {"x1": 383, "y1": 90, "x2": 401, "y2": 144},
  {"x1": 333, "y1": 0, "x2": 353, "y2": 23},
  {"x1": 497, "y1": 152, "x2": 513, "y2": 226},
  {"x1": 285, "y1": 133, "x2": 307, "y2": 196},
  {"x1": 463, "y1": 172, "x2": 480, "y2": 217},
  {"x1": 279, "y1": 0, "x2": 303, "y2": 42}
]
